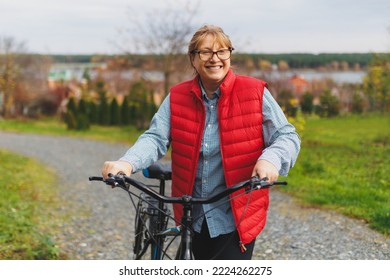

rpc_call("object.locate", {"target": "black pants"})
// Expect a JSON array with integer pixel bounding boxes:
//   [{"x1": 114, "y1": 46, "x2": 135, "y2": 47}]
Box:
[{"x1": 192, "y1": 221, "x2": 255, "y2": 260}]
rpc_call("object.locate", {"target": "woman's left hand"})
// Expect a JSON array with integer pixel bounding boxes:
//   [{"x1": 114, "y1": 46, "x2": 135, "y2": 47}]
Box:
[{"x1": 251, "y1": 160, "x2": 279, "y2": 182}]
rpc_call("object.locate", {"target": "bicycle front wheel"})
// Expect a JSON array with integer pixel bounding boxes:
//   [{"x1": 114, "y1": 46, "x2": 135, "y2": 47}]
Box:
[{"x1": 133, "y1": 192, "x2": 167, "y2": 259}]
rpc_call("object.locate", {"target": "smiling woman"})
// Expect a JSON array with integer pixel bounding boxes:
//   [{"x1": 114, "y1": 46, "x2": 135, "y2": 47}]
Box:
[{"x1": 101, "y1": 24, "x2": 301, "y2": 260}]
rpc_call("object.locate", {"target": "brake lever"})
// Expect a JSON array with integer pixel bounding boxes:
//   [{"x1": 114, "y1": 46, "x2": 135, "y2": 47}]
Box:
[
  {"x1": 245, "y1": 176, "x2": 262, "y2": 191},
  {"x1": 104, "y1": 175, "x2": 117, "y2": 188},
  {"x1": 105, "y1": 173, "x2": 126, "y2": 188},
  {"x1": 248, "y1": 176, "x2": 273, "y2": 190}
]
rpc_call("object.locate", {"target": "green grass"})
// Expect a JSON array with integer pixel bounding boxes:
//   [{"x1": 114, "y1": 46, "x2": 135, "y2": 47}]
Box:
[
  {"x1": 0, "y1": 117, "x2": 142, "y2": 144},
  {"x1": 284, "y1": 114, "x2": 390, "y2": 235},
  {"x1": 0, "y1": 149, "x2": 62, "y2": 259}
]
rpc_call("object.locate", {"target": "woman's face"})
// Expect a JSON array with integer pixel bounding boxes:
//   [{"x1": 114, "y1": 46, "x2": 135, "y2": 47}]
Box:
[{"x1": 191, "y1": 34, "x2": 231, "y2": 89}]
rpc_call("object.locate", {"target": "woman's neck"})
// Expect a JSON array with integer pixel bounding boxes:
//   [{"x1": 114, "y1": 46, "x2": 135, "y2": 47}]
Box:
[{"x1": 201, "y1": 81, "x2": 220, "y2": 98}]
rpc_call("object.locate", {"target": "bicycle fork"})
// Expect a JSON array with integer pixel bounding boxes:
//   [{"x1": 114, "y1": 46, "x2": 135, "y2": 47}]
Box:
[{"x1": 153, "y1": 177, "x2": 169, "y2": 260}]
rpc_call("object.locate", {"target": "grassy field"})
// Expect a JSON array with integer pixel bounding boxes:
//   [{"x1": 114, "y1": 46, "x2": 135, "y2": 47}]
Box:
[
  {"x1": 0, "y1": 149, "x2": 61, "y2": 259},
  {"x1": 284, "y1": 114, "x2": 390, "y2": 235},
  {"x1": 0, "y1": 117, "x2": 140, "y2": 144}
]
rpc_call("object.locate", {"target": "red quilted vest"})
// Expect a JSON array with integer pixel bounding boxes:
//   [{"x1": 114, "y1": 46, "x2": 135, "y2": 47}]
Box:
[{"x1": 170, "y1": 69, "x2": 269, "y2": 246}]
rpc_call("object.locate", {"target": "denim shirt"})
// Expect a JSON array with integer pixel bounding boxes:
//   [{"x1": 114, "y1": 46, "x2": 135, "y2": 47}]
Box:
[
  {"x1": 191, "y1": 86, "x2": 235, "y2": 236},
  {"x1": 120, "y1": 84, "x2": 301, "y2": 237}
]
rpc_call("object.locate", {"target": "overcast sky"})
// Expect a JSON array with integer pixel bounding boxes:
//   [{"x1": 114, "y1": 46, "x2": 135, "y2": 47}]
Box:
[{"x1": 0, "y1": 0, "x2": 389, "y2": 54}]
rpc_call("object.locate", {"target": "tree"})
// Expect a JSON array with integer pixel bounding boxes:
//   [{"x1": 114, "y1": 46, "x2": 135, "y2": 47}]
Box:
[
  {"x1": 277, "y1": 89, "x2": 297, "y2": 117},
  {"x1": 278, "y1": 60, "x2": 289, "y2": 71},
  {"x1": 351, "y1": 92, "x2": 364, "y2": 114},
  {"x1": 258, "y1": 59, "x2": 272, "y2": 71},
  {"x1": 120, "y1": 95, "x2": 131, "y2": 125},
  {"x1": 128, "y1": 80, "x2": 155, "y2": 130},
  {"x1": 77, "y1": 99, "x2": 90, "y2": 130},
  {"x1": 120, "y1": 0, "x2": 200, "y2": 96},
  {"x1": 301, "y1": 92, "x2": 314, "y2": 114},
  {"x1": 0, "y1": 36, "x2": 25, "y2": 117},
  {"x1": 64, "y1": 97, "x2": 77, "y2": 130},
  {"x1": 363, "y1": 53, "x2": 390, "y2": 112},
  {"x1": 96, "y1": 80, "x2": 110, "y2": 125},
  {"x1": 110, "y1": 98, "x2": 121, "y2": 125},
  {"x1": 317, "y1": 89, "x2": 340, "y2": 117},
  {"x1": 0, "y1": 36, "x2": 52, "y2": 118},
  {"x1": 64, "y1": 97, "x2": 90, "y2": 130},
  {"x1": 89, "y1": 101, "x2": 99, "y2": 124}
]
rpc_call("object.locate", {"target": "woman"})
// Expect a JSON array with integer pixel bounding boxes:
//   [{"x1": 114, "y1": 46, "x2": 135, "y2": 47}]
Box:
[{"x1": 102, "y1": 24, "x2": 300, "y2": 259}]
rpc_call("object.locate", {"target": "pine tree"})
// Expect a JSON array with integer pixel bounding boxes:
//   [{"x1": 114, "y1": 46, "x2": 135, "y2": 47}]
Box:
[
  {"x1": 318, "y1": 89, "x2": 340, "y2": 117},
  {"x1": 89, "y1": 101, "x2": 99, "y2": 124},
  {"x1": 64, "y1": 97, "x2": 77, "y2": 130},
  {"x1": 120, "y1": 96, "x2": 131, "y2": 125},
  {"x1": 77, "y1": 99, "x2": 90, "y2": 130},
  {"x1": 96, "y1": 80, "x2": 110, "y2": 125},
  {"x1": 301, "y1": 92, "x2": 314, "y2": 114},
  {"x1": 110, "y1": 98, "x2": 121, "y2": 125}
]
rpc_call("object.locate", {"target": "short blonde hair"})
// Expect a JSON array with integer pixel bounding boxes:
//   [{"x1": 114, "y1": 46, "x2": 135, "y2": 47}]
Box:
[{"x1": 188, "y1": 24, "x2": 233, "y2": 55}]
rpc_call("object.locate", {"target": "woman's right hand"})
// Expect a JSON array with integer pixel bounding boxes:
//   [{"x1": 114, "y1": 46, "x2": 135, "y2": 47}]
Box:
[{"x1": 101, "y1": 160, "x2": 133, "y2": 179}]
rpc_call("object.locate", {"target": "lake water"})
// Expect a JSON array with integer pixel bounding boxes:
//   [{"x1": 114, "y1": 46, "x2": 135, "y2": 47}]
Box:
[
  {"x1": 251, "y1": 70, "x2": 367, "y2": 84},
  {"x1": 49, "y1": 63, "x2": 367, "y2": 84}
]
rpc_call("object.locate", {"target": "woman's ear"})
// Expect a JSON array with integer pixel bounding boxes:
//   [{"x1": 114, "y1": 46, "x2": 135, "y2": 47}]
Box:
[
  {"x1": 189, "y1": 54, "x2": 196, "y2": 70},
  {"x1": 189, "y1": 54, "x2": 194, "y2": 65}
]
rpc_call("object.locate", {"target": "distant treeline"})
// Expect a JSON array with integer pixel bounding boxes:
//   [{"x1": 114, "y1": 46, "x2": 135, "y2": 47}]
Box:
[
  {"x1": 49, "y1": 52, "x2": 385, "y2": 69},
  {"x1": 239, "y1": 53, "x2": 377, "y2": 68}
]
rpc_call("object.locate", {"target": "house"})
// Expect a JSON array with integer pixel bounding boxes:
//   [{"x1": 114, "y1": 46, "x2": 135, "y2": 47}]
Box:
[{"x1": 289, "y1": 74, "x2": 309, "y2": 97}]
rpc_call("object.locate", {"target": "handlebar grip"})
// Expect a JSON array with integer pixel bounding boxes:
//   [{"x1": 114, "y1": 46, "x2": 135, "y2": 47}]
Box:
[
  {"x1": 276, "y1": 181, "x2": 288, "y2": 185},
  {"x1": 89, "y1": 176, "x2": 104, "y2": 181}
]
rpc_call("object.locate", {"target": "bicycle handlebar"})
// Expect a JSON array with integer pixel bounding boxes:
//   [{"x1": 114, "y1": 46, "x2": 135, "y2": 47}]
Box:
[{"x1": 89, "y1": 174, "x2": 287, "y2": 205}]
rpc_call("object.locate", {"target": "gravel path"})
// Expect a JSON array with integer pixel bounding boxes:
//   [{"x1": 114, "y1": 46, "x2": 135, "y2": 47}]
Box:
[{"x1": 0, "y1": 131, "x2": 388, "y2": 260}]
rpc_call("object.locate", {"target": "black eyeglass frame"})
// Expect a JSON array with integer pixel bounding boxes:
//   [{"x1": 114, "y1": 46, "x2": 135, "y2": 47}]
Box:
[{"x1": 191, "y1": 47, "x2": 234, "y2": 61}]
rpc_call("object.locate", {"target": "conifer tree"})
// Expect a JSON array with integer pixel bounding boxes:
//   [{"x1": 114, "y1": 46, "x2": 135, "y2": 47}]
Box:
[
  {"x1": 96, "y1": 80, "x2": 110, "y2": 125},
  {"x1": 120, "y1": 96, "x2": 131, "y2": 125},
  {"x1": 110, "y1": 98, "x2": 121, "y2": 125}
]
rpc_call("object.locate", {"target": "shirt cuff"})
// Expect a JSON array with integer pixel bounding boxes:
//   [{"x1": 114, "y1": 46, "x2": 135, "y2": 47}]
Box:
[
  {"x1": 258, "y1": 150, "x2": 283, "y2": 175},
  {"x1": 118, "y1": 156, "x2": 139, "y2": 174}
]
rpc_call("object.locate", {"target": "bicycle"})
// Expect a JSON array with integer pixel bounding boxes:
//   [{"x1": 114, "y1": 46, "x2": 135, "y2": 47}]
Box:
[{"x1": 89, "y1": 162, "x2": 287, "y2": 260}]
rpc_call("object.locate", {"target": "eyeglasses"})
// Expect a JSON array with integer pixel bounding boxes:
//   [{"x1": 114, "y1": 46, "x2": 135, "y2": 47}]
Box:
[{"x1": 191, "y1": 48, "x2": 234, "y2": 61}]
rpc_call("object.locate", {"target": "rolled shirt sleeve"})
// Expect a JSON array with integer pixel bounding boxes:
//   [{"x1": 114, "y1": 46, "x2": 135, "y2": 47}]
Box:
[{"x1": 260, "y1": 88, "x2": 301, "y2": 176}]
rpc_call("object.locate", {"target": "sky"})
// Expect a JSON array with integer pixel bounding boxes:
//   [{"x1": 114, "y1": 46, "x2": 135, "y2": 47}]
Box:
[{"x1": 0, "y1": 0, "x2": 389, "y2": 55}]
